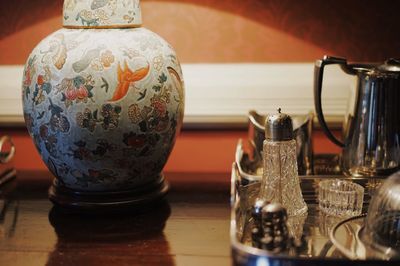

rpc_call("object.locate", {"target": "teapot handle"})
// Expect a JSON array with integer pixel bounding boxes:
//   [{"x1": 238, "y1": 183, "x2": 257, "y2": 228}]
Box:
[{"x1": 314, "y1": 56, "x2": 347, "y2": 148}]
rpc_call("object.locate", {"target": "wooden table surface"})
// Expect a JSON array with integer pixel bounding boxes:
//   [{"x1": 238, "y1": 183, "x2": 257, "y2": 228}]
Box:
[{"x1": 0, "y1": 170, "x2": 232, "y2": 266}]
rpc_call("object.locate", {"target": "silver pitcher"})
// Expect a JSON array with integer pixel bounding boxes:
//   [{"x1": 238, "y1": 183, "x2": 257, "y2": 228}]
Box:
[{"x1": 314, "y1": 56, "x2": 400, "y2": 177}]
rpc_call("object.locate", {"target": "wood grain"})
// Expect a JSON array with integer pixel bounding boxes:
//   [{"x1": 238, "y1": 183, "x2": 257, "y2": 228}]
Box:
[{"x1": 0, "y1": 170, "x2": 231, "y2": 266}]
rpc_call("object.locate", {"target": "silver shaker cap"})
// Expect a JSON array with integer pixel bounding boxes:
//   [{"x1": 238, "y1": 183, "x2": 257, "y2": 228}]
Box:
[{"x1": 265, "y1": 108, "x2": 293, "y2": 141}]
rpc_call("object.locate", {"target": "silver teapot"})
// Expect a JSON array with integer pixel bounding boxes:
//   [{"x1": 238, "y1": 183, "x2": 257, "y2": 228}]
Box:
[{"x1": 314, "y1": 56, "x2": 400, "y2": 177}]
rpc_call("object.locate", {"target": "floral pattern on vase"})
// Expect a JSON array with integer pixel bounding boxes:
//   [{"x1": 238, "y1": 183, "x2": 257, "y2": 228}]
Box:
[
  {"x1": 63, "y1": 0, "x2": 142, "y2": 28},
  {"x1": 22, "y1": 0, "x2": 185, "y2": 192}
]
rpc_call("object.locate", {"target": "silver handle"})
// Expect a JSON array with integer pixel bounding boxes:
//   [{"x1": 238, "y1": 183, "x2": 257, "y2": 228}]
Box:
[{"x1": 0, "y1": 136, "x2": 16, "y2": 164}]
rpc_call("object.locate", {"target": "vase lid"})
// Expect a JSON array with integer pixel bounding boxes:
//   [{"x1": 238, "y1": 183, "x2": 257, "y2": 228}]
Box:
[{"x1": 63, "y1": 0, "x2": 142, "y2": 28}]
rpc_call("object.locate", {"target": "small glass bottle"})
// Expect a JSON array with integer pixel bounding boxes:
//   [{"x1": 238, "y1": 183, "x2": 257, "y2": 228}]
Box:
[{"x1": 258, "y1": 108, "x2": 307, "y2": 216}]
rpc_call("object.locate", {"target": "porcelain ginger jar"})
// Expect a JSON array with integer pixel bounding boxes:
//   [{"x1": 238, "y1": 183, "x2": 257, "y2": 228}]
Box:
[{"x1": 22, "y1": 0, "x2": 184, "y2": 209}]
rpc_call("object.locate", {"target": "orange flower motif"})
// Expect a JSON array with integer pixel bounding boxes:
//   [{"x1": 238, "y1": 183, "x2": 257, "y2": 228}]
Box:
[
  {"x1": 100, "y1": 50, "x2": 115, "y2": 68},
  {"x1": 123, "y1": 132, "x2": 147, "y2": 149},
  {"x1": 65, "y1": 88, "x2": 77, "y2": 100},
  {"x1": 77, "y1": 85, "x2": 89, "y2": 99},
  {"x1": 109, "y1": 60, "x2": 150, "y2": 102},
  {"x1": 23, "y1": 66, "x2": 32, "y2": 87},
  {"x1": 151, "y1": 99, "x2": 167, "y2": 117},
  {"x1": 37, "y1": 75, "x2": 45, "y2": 86}
]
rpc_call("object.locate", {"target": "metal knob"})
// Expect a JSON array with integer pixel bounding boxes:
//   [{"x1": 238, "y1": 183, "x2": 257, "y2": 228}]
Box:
[{"x1": 265, "y1": 108, "x2": 294, "y2": 141}]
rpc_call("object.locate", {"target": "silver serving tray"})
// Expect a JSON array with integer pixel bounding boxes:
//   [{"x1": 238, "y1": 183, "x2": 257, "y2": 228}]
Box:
[
  {"x1": 230, "y1": 141, "x2": 398, "y2": 265},
  {"x1": 230, "y1": 164, "x2": 400, "y2": 265}
]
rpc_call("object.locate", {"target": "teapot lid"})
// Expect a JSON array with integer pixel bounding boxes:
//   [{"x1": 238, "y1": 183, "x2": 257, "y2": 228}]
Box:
[
  {"x1": 63, "y1": 0, "x2": 142, "y2": 28},
  {"x1": 377, "y1": 58, "x2": 400, "y2": 73}
]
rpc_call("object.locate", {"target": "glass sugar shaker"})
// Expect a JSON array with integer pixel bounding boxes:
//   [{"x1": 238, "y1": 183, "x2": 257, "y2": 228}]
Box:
[{"x1": 258, "y1": 108, "x2": 307, "y2": 216}]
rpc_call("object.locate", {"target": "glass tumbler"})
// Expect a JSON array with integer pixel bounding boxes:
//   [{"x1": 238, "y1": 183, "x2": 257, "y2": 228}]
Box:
[{"x1": 318, "y1": 179, "x2": 364, "y2": 217}]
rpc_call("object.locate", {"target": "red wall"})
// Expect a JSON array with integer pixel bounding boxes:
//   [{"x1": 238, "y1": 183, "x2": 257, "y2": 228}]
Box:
[
  {"x1": 2, "y1": 128, "x2": 340, "y2": 173},
  {"x1": 1, "y1": 0, "x2": 400, "y2": 64}
]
